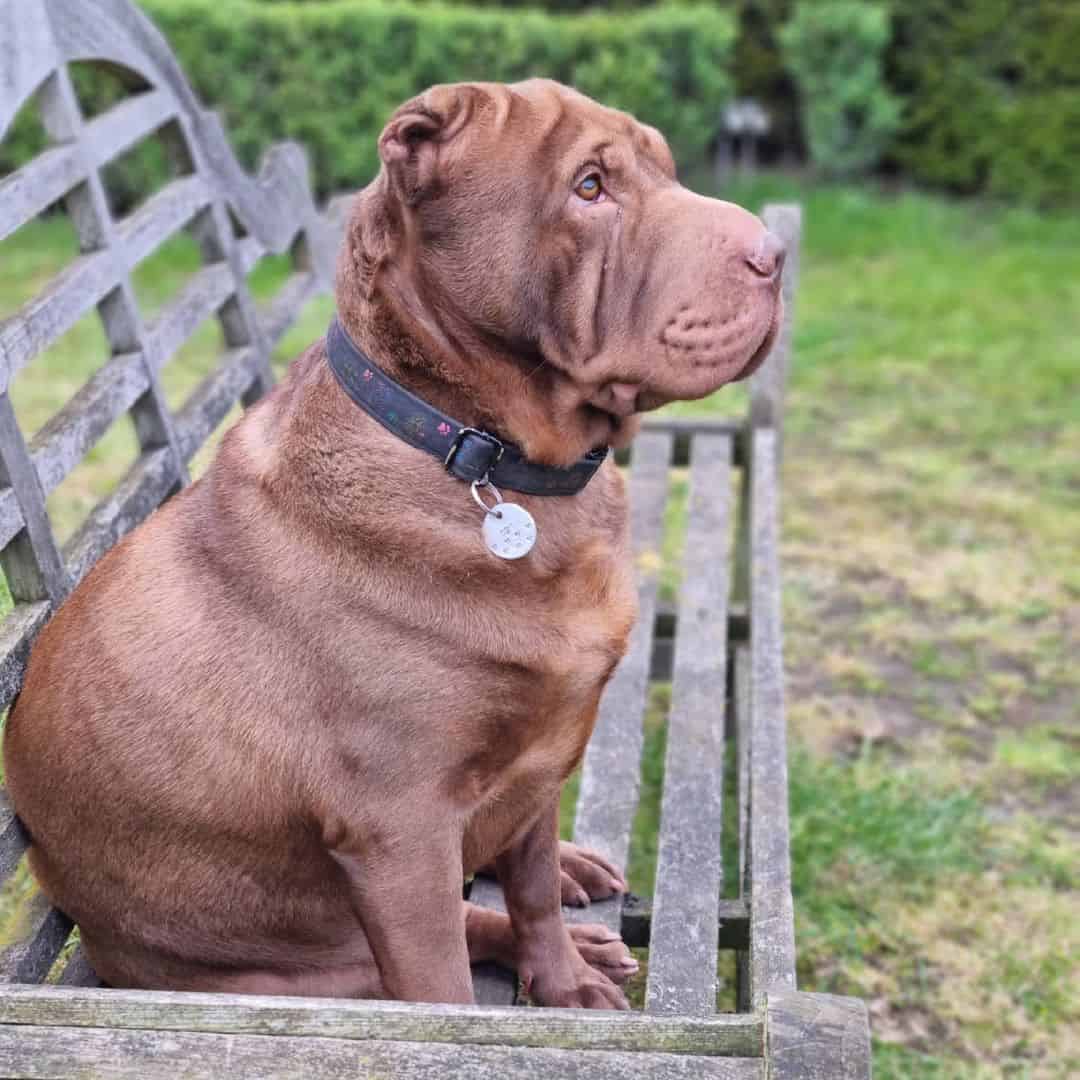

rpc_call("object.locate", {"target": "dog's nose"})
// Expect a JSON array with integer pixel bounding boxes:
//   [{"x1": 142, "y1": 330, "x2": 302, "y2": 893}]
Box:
[{"x1": 744, "y1": 231, "x2": 786, "y2": 281}]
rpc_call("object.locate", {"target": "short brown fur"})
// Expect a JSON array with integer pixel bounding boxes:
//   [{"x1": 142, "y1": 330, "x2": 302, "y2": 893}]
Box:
[{"x1": 4, "y1": 80, "x2": 781, "y2": 1008}]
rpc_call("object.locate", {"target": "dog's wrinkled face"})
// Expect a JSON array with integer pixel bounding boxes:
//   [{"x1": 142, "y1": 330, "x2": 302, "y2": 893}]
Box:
[{"x1": 368, "y1": 79, "x2": 783, "y2": 448}]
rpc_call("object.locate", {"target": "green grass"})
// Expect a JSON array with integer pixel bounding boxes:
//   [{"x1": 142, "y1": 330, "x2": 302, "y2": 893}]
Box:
[
  {"x1": 691, "y1": 173, "x2": 1080, "y2": 504},
  {"x1": 2, "y1": 174, "x2": 1078, "y2": 1073}
]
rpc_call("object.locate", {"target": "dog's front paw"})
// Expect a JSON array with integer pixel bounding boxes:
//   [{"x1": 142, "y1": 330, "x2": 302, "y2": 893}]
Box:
[
  {"x1": 568, "y1": 922, "x2": 639, "y2": 986},
  {"x1": 520, "y1": 945, "x2": 630, "y2": 1011},
  {"x1": 559, "y1": 841, "x2": 627, "y2": 907}
]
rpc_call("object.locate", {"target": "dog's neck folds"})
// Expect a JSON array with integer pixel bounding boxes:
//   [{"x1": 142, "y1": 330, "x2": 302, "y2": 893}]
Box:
[
  {"x1": 336, "y1": 250, "x2": 629, "y2": 467},
  {"x1": 326, "y1": 319, "x2": 608, "y2": 497}
]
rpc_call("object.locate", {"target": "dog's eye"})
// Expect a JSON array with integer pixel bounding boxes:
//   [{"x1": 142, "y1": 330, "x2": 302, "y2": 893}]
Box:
[{"x1": 575, "y1": 174, "x2": 603, "y2": 202}]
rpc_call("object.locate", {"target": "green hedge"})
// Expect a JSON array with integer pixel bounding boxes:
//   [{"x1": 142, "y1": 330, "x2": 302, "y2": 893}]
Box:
[
  {"x1": 726, "y1": 0, "x2": 1080, "y2": 203},
  {"x1": 888, "y1": 0, "x2": 1080, "y2": 205},
  {"x1": 15, "y1": 0, "x2": 732, "y2": 202},
  {"x1": 4, "y1": 0, "x2": 1076, "y2": 206},
  {"x1": 779, "y1": 2, "x2": 900, "y2": 179}
]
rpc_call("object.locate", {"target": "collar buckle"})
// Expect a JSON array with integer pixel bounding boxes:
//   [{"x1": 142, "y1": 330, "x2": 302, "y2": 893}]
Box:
[{"x1": 444, "y1": 427, "x2": 505, "y2": 486}]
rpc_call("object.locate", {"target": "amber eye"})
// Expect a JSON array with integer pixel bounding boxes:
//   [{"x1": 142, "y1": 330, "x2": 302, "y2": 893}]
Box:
[{"x1": 575, "y1": 174, "x2": 603, "y2": 201}]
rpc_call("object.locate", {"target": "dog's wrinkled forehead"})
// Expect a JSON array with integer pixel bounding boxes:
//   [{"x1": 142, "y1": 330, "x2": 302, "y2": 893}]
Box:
[
  {"x1": 376, "y1": 79, "x2": 675, "y2": 210},
  {"x1": 504, "y1": 79, "x2": 677, "y2": 184}
]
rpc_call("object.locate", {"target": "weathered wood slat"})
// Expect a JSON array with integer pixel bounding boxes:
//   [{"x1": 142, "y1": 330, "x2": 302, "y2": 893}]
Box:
[
  {"x1": 621, "y1": 896, "x2": 749, "y2": 951},
  {"x1": 84, "y1": 88, "x2": 176, "y2": 173},
  {"x1": 735, "y1": 646, "x2": 750, "y2": 898},
  {"x1": 765, "y1": 991, "x2": 871, "y2": 1080},
  {"x1": 145, "y1": 261, "x2": 235, "y2": 370},
  {"x1": 0, "y1": 394, "x2": 69, "y2": 604},
  {"x1": 651, "y1": 605, "x2": 749, "y2": 682},
  {"x1": 55, "y1": 947, "x2": 103, "y2": 989},
  {"x1": 734, "y1": 644, "x2": 752, "y2": 1012},
  {"x1": 0, "y1": 601, "x2": 52, "y2": 713},
  {"x1": 34, "y1": 65, "x2": 103, "y2": 245},
  {"x1": 0, "y1": 487, "x2": 20, "y2": 551},
  {"x1": 0, "y1": 1024, "x2": 763, "y2": 1080},
  {"x1": 0, "y1": 985, "x2": 763, "y2": 1057},
  {"x1": 571, "y1": 431, "x2": 672, "y2": 933},
  {"x1": 114, "y1": 173, "x2": 210, "y2": 269},
  {"x1": 260, "y1": 271, "x2": 319, "y2": 348},
  {"x1": 637, "y1": 417, "x2": 744, "y2": 469},
  {"x1": 0, "y1": 247, "x2": 120, "y2": 390},
  {"x1": 639, "y1": 418, "x2": 742, "y2": 436},
  {"x1": 173, "y1": 348, "x2": 258, "y2": 463},
  {"x1": 646, "y1": 433, "x2": 733, "y2": 1016},
  {"x1": 749, "y1": 205, "x2": 801, "y2": 435},
  {"x1": 0, "y1": 2, "x2": 55, "y2": 139},
  {"x1": 29, "y1": 350, "x2": 149, "y2": 497},
  {"x1": 0, "y1": 142, "x2": 86, "y2": 247},
  {"x1": 182, "y1": 193, "x2": 274, "y2": 403},
  {"x1": 234, "y1": 235, "x2": 266, "y2": 276},
  {"x1": 62, "y1": 445, "x2": 177, "y2": 587},
  {"x1": 0, "y1": 790, "x2": 31, "y2": 885},
  {"x1": 747, "y1": 428, "x2": 796, "y2": 1000},
  {"x1": 0, "y1": 892, "x2": 73, "y2": 985}
]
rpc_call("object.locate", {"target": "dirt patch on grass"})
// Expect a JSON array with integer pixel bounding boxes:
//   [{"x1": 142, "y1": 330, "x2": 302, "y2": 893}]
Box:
[
  {"x1": 781, "y1": 427, "x2": 1080, "y2": 1075},
  {"x1": 782, "y1": 430, "x2": 1079, "y2": 823}
]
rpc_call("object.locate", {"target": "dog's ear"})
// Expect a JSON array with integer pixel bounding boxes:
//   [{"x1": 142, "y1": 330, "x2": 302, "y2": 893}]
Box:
[{"x1": 378, "y1": 85, "x2": 481, "y2": 205}]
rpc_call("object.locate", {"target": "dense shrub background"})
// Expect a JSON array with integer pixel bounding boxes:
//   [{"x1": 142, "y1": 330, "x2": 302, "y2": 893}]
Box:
[
  {"x1": 1, "y1": 0, "x2": 1076, "y2": 205},
  {"x1": 888, "y1": 0, "x2": 1080, "y2": 205},
  {"x1": 137, "y1": 0, "x2": 735, "y2": 198},
  {"x1": 727, "y1": 0, "x2": 1079, "y2": 203},
  {"x1": 779, "y1": 3, "x2": 900, "y2": 178},
  {"x1": 160, "y1": 0, "x2": 1080, "y2": 204}
]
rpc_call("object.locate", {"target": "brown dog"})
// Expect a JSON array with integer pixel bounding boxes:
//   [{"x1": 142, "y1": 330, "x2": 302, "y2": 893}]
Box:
[{"x1": 4, "y1": 80, "x2": 782, "y2": 1008}]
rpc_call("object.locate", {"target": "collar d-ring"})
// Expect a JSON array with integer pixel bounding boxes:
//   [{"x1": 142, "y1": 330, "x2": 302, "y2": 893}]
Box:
[{"x1": 471, "y1": 480, "x2": 504, "y2": 518}]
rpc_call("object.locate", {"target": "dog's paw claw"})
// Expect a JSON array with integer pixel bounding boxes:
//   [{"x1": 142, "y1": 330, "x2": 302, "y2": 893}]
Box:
[
  {"x1": 558, "y1": 842, "x2": 627, "y2": 902},
  {"x1": 568, "y1": 924, "x2": 638, "y2": 986},
  {"x1": 561, "y1": 873, "x2": 591, "y2": 908}
]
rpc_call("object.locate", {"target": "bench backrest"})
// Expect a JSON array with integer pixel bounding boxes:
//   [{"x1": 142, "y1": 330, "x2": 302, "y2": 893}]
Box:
[{"x1": 0, "y1": 0, "x2": 343, "y2": 716}]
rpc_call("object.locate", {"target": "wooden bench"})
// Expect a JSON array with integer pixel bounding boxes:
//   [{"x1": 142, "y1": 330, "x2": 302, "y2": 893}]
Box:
[{"x1": 0, "y1": 1, "x2": 872, "y2": 1075}]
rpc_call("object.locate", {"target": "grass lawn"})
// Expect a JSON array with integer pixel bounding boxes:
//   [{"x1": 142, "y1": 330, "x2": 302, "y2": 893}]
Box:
[{"x1": 1, "y1": 172, "x2": 1078, "y2": 1076}]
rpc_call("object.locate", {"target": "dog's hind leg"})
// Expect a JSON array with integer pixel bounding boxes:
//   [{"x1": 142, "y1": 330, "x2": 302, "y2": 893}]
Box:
[
  {"x1": 329, "y1": 820, "x2": 474, "y2": 1005},
  {"x1": 465, "y1": 902, "x2": 516, "y2": 966}
]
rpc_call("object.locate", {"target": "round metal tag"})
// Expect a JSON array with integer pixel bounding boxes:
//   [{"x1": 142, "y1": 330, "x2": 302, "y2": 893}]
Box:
[{"x1": 482, "y1": 502, "x2": 537, "y2": 560}]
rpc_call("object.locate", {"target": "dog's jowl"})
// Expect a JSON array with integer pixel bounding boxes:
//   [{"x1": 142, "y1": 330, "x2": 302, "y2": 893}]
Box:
[{"x1": 4, "y1": 80, "x2": 782, "y2": 1007}]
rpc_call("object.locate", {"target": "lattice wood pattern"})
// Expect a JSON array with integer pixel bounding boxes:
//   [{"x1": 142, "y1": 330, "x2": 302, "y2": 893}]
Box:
[{"x1": 0, "y1": 0, "x2": 345, "y2": 714}]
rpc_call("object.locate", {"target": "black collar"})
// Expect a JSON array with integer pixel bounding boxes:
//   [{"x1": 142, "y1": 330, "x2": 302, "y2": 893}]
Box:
[{"x1": 326, "y1": 319, "x2": 608, "y2": 496}]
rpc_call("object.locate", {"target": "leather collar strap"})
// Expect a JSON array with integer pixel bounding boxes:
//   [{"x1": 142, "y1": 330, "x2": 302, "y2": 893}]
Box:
[{"x1": 326, "y1": 319, "x2": 608, "y2": 496}]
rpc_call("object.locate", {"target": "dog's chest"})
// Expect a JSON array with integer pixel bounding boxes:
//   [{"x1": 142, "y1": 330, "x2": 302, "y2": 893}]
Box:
[
  {"x1": 455, "y1": 537, "x2": 638, "y2": 808},
  {"x1": 459, "y1": 563, "x2": 634, "y2": 871}
]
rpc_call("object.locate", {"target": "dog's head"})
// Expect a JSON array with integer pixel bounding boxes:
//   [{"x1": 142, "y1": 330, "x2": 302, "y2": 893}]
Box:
[{"x1": 343, "y1": 79, "x2": 783, "y2": 462}]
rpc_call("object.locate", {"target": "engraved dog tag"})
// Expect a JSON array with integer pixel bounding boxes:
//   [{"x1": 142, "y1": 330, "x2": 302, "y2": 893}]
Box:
[{"x1": 482, "y1": 502, "x2": 537, "y2": 560}]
